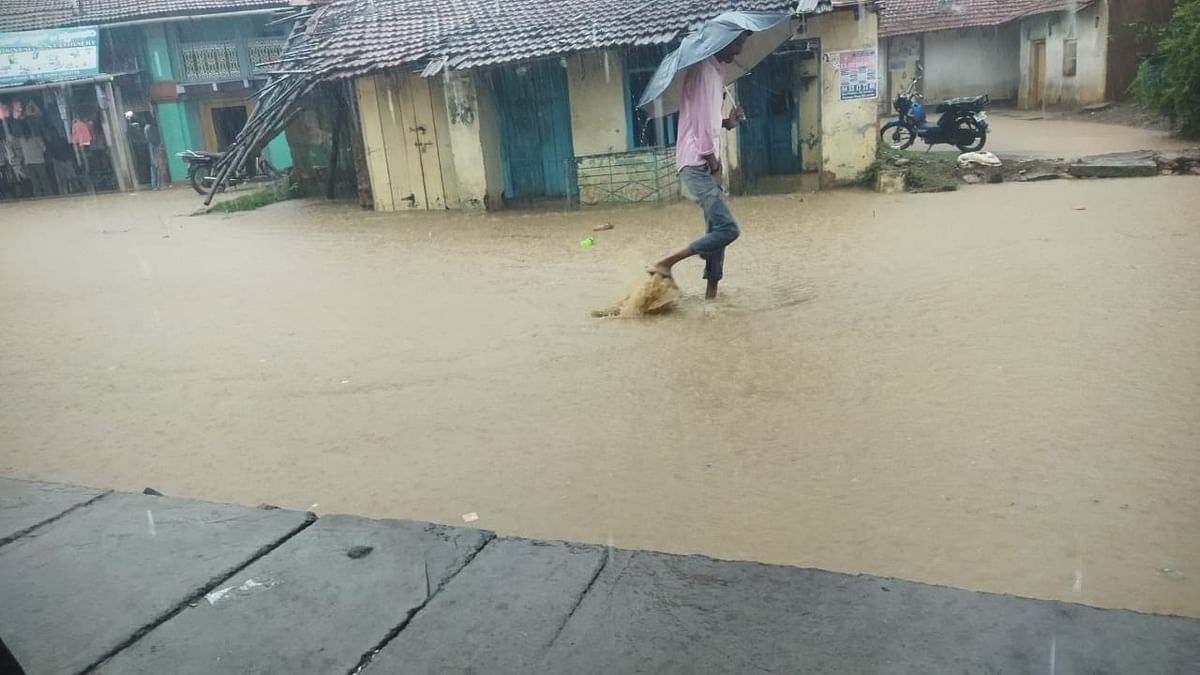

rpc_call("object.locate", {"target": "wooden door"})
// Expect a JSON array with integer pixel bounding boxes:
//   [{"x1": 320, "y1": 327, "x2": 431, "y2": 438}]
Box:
[
  {"x1": 1030, "y1": 41, "x2": 1046, "y2": 109},
  {"x1": 738, "y1": 54, "x2": 801, "y2": 181},
  {"x1": 400, "y1": 74, "x2": 449, "y2": 210},
  {"x1": 354, "y1": 73, "x2": 451, "y2": 211},
  {"x1": 492, "y1": 60, "x2": 574, "y2": 201}
]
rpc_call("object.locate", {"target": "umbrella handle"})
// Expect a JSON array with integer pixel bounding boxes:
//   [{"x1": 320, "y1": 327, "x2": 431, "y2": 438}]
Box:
[{"x1": 724, "y1": 85, "x2": 747, "y2": 126}]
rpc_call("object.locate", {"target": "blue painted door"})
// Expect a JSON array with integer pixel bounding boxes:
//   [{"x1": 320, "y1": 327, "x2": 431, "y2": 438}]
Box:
[
  {"x1": 738, "y1": 55, "x2": 801, "y2": 179},
  {"x1": 492, "y1": 61, "x2": 574, "y2": 200}
]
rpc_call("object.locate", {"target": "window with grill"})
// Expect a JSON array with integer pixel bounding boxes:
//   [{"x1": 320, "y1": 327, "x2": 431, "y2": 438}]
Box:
[{"x1": 1063, "y1": 38, "x2": 1078, "y2": 77}]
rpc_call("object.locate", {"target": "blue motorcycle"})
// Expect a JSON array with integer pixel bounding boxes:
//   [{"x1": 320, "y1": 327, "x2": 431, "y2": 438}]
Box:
[{"x1": 880, "y1": 73, "x2": 989, "y2": 152}]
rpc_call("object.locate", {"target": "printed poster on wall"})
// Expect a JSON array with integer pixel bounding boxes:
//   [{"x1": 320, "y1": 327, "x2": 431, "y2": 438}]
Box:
[
  {"x1": 0, "y1": 26, "x2": 99, "y2": 87},
  {"x1": 825, "y1": 48, "x2": 878, "y2": 101}
]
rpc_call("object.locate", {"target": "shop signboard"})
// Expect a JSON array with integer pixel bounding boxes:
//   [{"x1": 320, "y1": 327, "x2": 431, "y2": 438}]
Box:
[{"x1": 0, "y1": 26, "x2": 100, "y2": 87}]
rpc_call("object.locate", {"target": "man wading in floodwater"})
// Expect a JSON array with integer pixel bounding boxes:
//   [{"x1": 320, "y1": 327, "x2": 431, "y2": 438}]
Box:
[{"x1": 649, "y1": 30, "x2": 750, "y2": 300}]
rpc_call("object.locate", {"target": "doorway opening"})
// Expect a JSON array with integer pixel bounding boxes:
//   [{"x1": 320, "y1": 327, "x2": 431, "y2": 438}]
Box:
[
  {"x1": 737, "y1": 39, "x2": 819, "y2": 194},
  {"x1": 1029, "y1": 40, "x2": 1047, "y2": 109}
]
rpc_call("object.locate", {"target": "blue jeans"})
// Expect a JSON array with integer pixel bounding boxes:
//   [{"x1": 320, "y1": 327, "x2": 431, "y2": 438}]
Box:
[
  {"x1": 681, "y1": 164, "x2": 740, "y2": 281},
  {"x1": 148, "y1": 143, "x2": 161, "y2": 189}
]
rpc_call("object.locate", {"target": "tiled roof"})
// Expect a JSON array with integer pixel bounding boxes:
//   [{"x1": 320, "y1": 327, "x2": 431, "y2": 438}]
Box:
[
  {"x1": 206, "y1": 0, "x2": 849, "y2": 192},
  {"x1": 294, "y1": 0, "x2": 828, "y2": 81},
  {"x1": 878, "y1": 0, "x2": 1093, "y2": 37},
  {"x1": 0, "y1": 0, "x2": 289, "y2": 33},
  {"x1": 1009, "y1": 0, "x2": 1096, "y2": 20}
]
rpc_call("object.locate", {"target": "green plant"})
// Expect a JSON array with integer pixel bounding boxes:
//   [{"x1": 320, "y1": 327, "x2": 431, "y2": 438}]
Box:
[
  {"x1": 905, "y1": 157, "x2": 958, "y2": 192},
  {"x1": 858, "y1": 157, "x2": 881, "y2": 188},
  {"x1": 874, "y1": 146, "x2": 960, "y2": 192},
  {"x1": 211, "y1": 188, "x2": 280, "y2": 213},
  {"x1": 1133, "y1": 0, "x2": 1200, "y2": 138}
]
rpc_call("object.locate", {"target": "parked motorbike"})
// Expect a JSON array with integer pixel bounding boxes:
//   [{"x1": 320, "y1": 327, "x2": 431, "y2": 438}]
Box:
[
  {"x1": 177, "y1": 149, "x2": 284, "y2": 195},
  {"x1": 880, "y1": 73, "x2": 989, "y2": 152}
]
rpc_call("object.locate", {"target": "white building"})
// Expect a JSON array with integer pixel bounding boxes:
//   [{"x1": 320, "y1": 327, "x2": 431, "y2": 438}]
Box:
[{"x1": 878, "y1": 0, "x2": 1175, "y2": 111}]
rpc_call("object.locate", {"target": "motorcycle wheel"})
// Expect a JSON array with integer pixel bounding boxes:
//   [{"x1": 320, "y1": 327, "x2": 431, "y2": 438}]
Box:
[
  {"x1": 880, "y1": 121, "x2": 916, "y2": 150},
  {"x1": 953, "y1": 117, "x2": 987, "y2": 152},
  {"x1": 188, "y1": 164, "x2": 213, "y2": 195}
]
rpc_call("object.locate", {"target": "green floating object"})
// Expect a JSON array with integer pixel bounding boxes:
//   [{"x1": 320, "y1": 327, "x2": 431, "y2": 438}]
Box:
[{"x1": 580, "y1": 237, "x2": 594, "y2": 249}]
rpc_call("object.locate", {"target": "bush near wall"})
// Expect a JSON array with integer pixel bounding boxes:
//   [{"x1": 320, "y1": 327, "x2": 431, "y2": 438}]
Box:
[{"x1": 1133, "y1": 0, "x2": 1200, "y2": 138}]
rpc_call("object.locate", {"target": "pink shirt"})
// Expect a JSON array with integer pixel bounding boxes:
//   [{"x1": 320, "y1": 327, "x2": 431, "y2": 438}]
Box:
[{"x1": 674, "y1": 57, "x2": 724, "y2": 171}]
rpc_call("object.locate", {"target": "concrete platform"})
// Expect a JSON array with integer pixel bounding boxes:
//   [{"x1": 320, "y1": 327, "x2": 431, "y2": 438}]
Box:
[
  {"x1": 0, "y1": 480, "x2": 1197, "y2": 675},
  {"x1": 0, "y1": 491, "x2": 312, "y2": 674},
  {"x1": 365, "y1": 539, "x2": 610, "y2": 672},
  {"x1": 0, "y1": 478, "x2": 107, "y2": 545},
  {"x1": 540, "y1": 551, "x2": 1200, "y2": 674},
  {"x1": 98, "y1": 515, "x2": 491, "y2": 675},
  {"x1": 1069, "y1": 150, "x2": 1160, "y2": 178}
]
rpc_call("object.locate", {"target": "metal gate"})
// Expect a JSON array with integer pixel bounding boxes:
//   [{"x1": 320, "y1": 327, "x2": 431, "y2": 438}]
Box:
[{"x1": 568, "y1": 147, "x2": 679, "y2": 208}]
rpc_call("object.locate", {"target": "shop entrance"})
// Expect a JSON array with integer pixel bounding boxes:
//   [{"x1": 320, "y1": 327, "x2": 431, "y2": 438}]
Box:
[
  {"x1": 200, "y1": 99, "x2": 250, "y2": 153},
  {"x1": 0, "y1": 81, "x2": 134, "y2": 201},
  {"x1": 211, "y1": 105, "x2": 248, "y2": 150},
  {"x1": 200, "y1": 99, "x2": 259, "y2": 176}
]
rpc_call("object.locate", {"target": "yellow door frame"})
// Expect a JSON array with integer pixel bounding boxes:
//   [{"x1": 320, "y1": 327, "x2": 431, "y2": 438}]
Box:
[{"x1": 198, "y1": 97, "x2": 252, "y2": 152}]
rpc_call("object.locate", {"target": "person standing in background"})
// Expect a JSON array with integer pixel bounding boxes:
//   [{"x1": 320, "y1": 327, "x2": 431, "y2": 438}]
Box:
[
  {"x1": 71, "y1": 116, "x2": 93, "y2": 189},
  {"x1": 17, "y1": 122, "x2": 49, "y2": 197},
  {"x1": 46, "y1": 128, "x2": 77, "y2": 195},
  {"x1": 5, "y1": 122, "x2": 26, "y2": 197},
  {"x1": 0, "y1": 126, "x2": 11, "y2": 200},
  {"x1": 144, "y1": 118, "x2": 163, "y2": 190}
]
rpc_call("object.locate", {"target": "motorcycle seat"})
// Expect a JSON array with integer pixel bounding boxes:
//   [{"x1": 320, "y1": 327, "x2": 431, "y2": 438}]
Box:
[{"x1": 936, "y1": 94, "x2": 989, "y2": 112}]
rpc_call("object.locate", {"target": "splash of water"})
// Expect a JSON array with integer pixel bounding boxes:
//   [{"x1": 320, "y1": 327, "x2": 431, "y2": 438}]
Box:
[{"x1": 592, "y1": 273, "x2": 681, "y2": 318}]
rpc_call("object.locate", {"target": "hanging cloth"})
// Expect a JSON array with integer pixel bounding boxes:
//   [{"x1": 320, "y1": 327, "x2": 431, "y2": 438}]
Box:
[{"x1": 71, "y1": 119, "x2": 93, "y2": 146}]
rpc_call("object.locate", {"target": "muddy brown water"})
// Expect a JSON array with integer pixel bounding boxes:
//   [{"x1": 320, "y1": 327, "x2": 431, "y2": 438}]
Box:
[{"x1": 1, "y1": 178, "x2": 1198, "y2": 618}]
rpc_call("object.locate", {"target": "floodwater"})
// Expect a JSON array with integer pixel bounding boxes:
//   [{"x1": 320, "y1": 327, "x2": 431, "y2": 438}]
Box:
[{"x1": 2, "y1": 178, "x2": 1198, "y2": 618}]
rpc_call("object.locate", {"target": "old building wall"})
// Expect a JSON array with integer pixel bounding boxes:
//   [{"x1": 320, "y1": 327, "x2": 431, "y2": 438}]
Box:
[
  {"x1": 923, "y1": 24, "x2": 1021, "y2": 103},
  {"x1": 1019, "y1": 2, "x2": 1109, "y2": 109},
  {"x1": 804, "y1": 7, "x2": 881, "y2": 187},
  {"x1": 565, "y1": 50, "x2": 628, "y2": 156},
  {"x1": 440, "y1": 69, "x2": 504, "y2": 210}
]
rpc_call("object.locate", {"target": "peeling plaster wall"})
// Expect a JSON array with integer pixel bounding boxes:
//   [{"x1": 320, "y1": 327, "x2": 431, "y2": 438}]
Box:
[
  {"x1": 441, "y1": 69, "x2": 505, "y2": 210},
  {"x1": 566, "y1": 50, "x2": 629, "y2": 156},
  {"x1": 798, "y1": 54, "x2": 821, "y2": 173},
  {"x1": 804, "y1": 8, "x2": 881, "y2": 187}
]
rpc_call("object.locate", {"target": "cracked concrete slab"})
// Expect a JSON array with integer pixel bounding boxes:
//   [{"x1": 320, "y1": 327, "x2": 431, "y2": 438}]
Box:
[
  {"x1": 1069, "y1": 151, "x2": 1160, "y2": 178},
  {"x1": 362, "y1": 538, "x2": 607, "y2": 673},
  {"x1": 0, "y1": 478, "x2": 108, "y2": 545},
  {"x1": 4, "y1": 483, "x2": 1199, "y2": 674},
  {"x1": 539, "y1": 551, "x2": 1200, "y2": 674},
  {"x1": 0, "y1": 492, "x2": 311, "y2": 675},
  {"x1": 96, "y1": 514, "x2": 491, "y2": 675}
]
